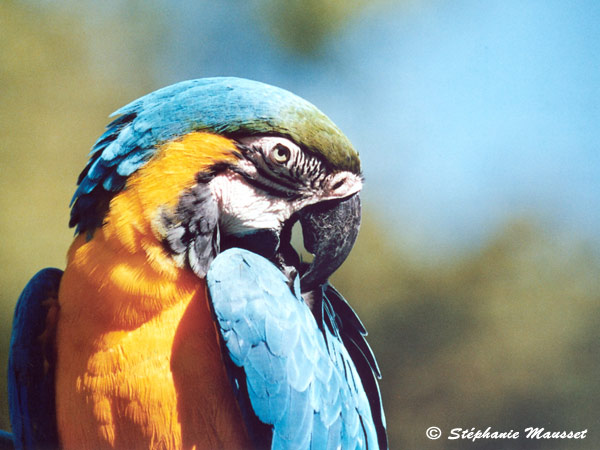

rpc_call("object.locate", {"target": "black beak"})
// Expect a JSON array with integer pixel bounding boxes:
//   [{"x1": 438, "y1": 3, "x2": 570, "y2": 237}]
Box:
[{"x1": 299, "y1": 193, "x2": 361, "y2": 293}]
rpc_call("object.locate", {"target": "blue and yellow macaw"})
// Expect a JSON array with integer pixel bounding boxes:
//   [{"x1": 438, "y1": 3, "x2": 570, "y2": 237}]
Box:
[{"x1": 3, "y1": 78, "x2": 387, "y2": 450}]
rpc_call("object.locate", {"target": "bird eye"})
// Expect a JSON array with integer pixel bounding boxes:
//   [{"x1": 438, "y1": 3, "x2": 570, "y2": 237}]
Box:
[{"x1": 271, "y1": 144, "x2": 291, "y2": 164}]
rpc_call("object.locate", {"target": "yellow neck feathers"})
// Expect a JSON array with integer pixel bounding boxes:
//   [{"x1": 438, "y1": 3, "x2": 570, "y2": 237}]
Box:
[{"x1": 64, "y1": 132, "x2": 238, "y2": 325}]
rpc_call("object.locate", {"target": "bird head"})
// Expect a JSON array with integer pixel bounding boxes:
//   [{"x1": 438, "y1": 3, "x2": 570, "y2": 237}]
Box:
[{"x1": 70, "y1": 77, "x2": 362, "y2": 294}]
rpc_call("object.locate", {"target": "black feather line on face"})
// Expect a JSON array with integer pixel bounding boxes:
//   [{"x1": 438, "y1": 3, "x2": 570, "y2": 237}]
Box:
[
  {"x1": 234, "y1": 142, "x2": 329, "y2": 199},
  {"x1": 228, "y1": 164, "x2": 302, "y2": 200},
  {"x1": 239, "y1": 144, "x2": 301, "y2": 190}
]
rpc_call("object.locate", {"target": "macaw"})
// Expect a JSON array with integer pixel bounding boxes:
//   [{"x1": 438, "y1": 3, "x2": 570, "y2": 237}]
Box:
[{"x1": 4, "y1": 77, "x2": 387, "y2": 450}]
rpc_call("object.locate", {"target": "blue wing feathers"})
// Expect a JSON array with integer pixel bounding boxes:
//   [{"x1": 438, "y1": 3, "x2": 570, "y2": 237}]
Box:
[
  {"x1": 265, "y1": 311, "x2": 299, "y2": 357},
  {"x1": 207, "y1": 248, "x2": 383, "y2": 450},
  {"x1": 322, "y1": 285, "x2": 388, "y2": 449},
  {"x1": 325, "y1": 286, "x2": 367, "y2": 335},
  {"x1": 116, "y1": 149, "x2": 153, "y2": 177},
  {"x1": 325, "y1": 286, "x2": 381, "y2": 378},
  {"x1": 309, "y1": 413, "x2": 328, "y2": 450},
  {"x1": 8, "y1": 268, "x2": 62, "y2": 450}
]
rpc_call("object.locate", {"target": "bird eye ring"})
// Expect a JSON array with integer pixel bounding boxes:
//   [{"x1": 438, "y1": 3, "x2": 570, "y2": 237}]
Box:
[{"x1": 271, "y1": 144, "x2": 291, "y2": 164}]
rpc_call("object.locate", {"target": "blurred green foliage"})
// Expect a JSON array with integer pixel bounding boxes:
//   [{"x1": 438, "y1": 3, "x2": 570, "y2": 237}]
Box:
[
  {"x1": 255, "y1": 0, "x2": 406, "y2": 56},
  {"x1": 256, "y1": 0, "x2": 374, "y2": 55},
  {"x1": 1, "y1": 2, "x2": 599, "y2": 449}
]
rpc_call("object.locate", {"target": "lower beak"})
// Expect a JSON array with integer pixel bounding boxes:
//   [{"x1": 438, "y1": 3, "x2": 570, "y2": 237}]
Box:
[{"x1": 299, "y1": 193, "x2": 361, "y2": 292}]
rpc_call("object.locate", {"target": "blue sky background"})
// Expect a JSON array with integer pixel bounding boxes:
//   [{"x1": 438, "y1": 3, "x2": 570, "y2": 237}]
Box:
[{"x1": 152, "y1": 0, "x2": 599, "y2": 255}]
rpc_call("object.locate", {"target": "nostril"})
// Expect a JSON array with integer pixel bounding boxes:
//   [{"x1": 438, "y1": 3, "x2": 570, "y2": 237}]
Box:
[
  {"x1": 325, "y1": 172, "x2": 362, "y2": 198},
  {"x1": 331, "y1": 178, "x2": 346, "y2": 191}
]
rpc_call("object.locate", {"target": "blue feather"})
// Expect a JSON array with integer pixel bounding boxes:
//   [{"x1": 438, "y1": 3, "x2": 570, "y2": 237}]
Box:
[
  {"x1": 116, "y1": 149, "x2": 153, "y2": 176},
  {"x1": 207, "y1": 248, "x2": 381, "y2": 450},
  {"x1": 8, "y1": 268, "x2": 62, "y2": 450},
  {"x1": 101, "y1": 171, "x2": 126, "y2": 192}
]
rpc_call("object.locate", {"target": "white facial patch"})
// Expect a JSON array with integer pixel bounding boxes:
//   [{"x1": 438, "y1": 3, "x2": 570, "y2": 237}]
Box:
[{"x1": 209, "y1": 171, "x2": 303, "y2": 235}]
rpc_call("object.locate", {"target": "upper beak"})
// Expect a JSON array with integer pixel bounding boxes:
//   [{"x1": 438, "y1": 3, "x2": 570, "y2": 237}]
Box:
[{"x1": 298, "y1": 193, "x2": 361, "y2": 292}]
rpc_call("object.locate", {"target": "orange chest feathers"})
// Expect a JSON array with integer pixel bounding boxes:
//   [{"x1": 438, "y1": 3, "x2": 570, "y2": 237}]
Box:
[
  {"x1": 54, "y1": 133, "x2": 252, "y2": 449},
  {"x1": 55, "y1": 255, "x2": 250, "y2": 450}
]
